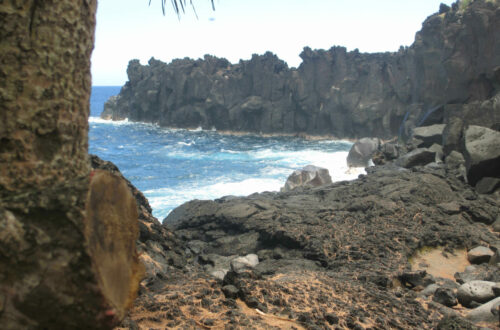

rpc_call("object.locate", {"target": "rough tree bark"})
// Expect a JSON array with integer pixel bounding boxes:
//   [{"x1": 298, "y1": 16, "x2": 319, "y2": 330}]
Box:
[{"x1": 0, "y1": 1, "x2": 141, "y2": 329}]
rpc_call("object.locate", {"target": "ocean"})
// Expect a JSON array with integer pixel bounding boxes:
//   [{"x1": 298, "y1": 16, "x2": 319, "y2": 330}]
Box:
[{"x1": 89, "y1": 86, "x2": 363, "y2": 220}]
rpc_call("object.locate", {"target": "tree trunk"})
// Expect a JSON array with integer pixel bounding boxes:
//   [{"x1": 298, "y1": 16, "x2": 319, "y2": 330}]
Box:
[{"x1": 0, "y1": 1, "x2": 141, "y2": 328}]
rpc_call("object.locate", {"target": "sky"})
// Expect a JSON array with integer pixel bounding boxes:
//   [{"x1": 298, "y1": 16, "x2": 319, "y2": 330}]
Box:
[{"x1": 91, "y1": 0, "x2": 455, "y2": 86}]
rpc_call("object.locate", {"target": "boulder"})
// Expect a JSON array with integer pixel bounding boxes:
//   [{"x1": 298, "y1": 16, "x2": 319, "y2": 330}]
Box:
[
  {"x1": 467, "y1": 246, "x2": 494, "y2": 264},
  {"x1": 395, "y1": 148, "x2": 436, "y2": 168},
  {"x1": 199, "y1": 254, "x2": 233, "y2": 280},
  {"x1": 230, "y1": 254, "x2": 259, "y2": 273},
  {"x1": 412, "y1": 124, "x2": 445, "y2": 148},
  {"x1": 432, "y1": 287, "x2": 458, "y2": 307},
  {"x1": 466, "y1": 296, "x2": 500, "y2": 324},
  {"x1": 475, "y1": 177, "x2": 500, "y2": 194},
  {"x1": 489, "y1": 249, "x2": 500, "y2": 265},
  {"x1": 281, "y1": 165, "x2": 332, "y2": 192},
  {"x1": 428, "y1": 144, "x2": 444, "y2": 163},
  {"x1": 436, "y1": 315, "x2": 477, "y2": 330},
  {"x1": 454, "y1": 264, "x2": 500, "y2": 284},
  {"x1": 493, "y1": 217, "x2": 500, "y2": 232},
  {"x1": 462, "y1": 126, "x2": 500, "y2": 186},
  {"x1": 457, "y1": 281, "x2": 498, "y2": 307},
  {"x1": 399, "y1": 270, "x2": 431, "y2": 288},
  {"x1": 442, "y1": 116, "x2": 464, "y2": 156},
  {"x1": 373, "y1": 141, "x2": 401, "y2": 165},
  {"x1": 445, "y1": 151, "x2": 465, "y2": 168},
  {"x1": 210, "y1": 269, "x2": 228, "y2": 281},
  {"x1": 222, "y1": 285, "x2": 239, "y2": 299},
  {"x1": 437, "y1": 201, "x2": 462, "y2": 215},
  {"x1": 346, "y1": 138, "x2": 381, "y2": 167},
  {"x1": 494, "y1": 283, "x2": 500, "y2": 297},
  {"x1": 421, "y1": 284, "x2": 440, "y2": 297}
]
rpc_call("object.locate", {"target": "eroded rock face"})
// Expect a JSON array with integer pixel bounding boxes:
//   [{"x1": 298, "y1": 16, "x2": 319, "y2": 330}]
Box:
[{"x1": 102, "y1": 1, "x2": 500, "y2": 139}]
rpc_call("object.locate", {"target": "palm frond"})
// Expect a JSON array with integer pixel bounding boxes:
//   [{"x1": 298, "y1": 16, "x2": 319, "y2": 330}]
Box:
[
  {"x1": 150, "y1": 0, "x2": 215, "y2": 18},
  {"x1": 190, "y1": 0, "x2": 199, "y2": 20}
]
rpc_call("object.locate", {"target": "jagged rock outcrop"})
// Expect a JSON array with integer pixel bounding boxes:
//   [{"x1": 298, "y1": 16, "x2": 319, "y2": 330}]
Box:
[{"x1": 102, "y1": 0, "x2": 500, "y2": 139}]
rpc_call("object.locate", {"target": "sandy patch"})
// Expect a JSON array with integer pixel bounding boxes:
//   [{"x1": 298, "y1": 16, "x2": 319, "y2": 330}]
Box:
[{"x1": 410, "y1": 247, "x2": 469, "y2": 280}]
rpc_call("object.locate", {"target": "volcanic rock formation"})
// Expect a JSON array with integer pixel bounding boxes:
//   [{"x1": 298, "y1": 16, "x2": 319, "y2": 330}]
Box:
[{"x1": 102, "y1": 0, "x2": 500, "y2": 139}]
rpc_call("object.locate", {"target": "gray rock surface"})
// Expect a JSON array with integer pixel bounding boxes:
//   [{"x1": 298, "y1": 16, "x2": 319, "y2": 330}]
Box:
[
  {"x1": 467, "y1": 246, "x2": 494, "y2": 264},
  {"x1": 282, "y1": 165, "x2": 332, "y2": 192},
  {"x1": 475, "y1": 177, "x2": 500, "y2": 194},
  {"x1": 421, "y1": 284, "x2": 440, "y2": 297},
  {"x1": 395, "y1": 148, "x2": 436, "y2": 168},
  {"x1": 412, "y1": 124, "x2": 445, "y2": 148},
  {"x1": 442, "y1": 116, "x2": 464, "y2": 156},
  {"x1": 222, "y1": 285, "x2": 239, "y2": 299},
  {"x1": 462, "y1": 126, "x2": 500, "y2": 186},
  {"x1": 454, "y1": 264, "x2": 500, "y2": 284},
  {"x1": 428, "y1": 144, "x2": 444, "y2": 163},
  {"x1": 347, "y1": 138, "x2": 381, "y2": 167},
  {"x1": 466, "y1": 296, "x2": 500, "y2": 324},
  {"x1": 457, "y1": 281, "x2": 498, "y2": 307},
  {"x1": 373, "y1": 141, "x2": 401, "y2": 165},
  {"x1": 493, "y1": 217, "x2": 500, "y2": 232},
  {"x1": 433, "y1": 287, "x2": 458, "y2": 307},
  {"x1": 230, "y1": 254, "x2": 259, "y2": 273},
  {"x1": 445, "y1": 151, "x2": 465, "y2": 168}
]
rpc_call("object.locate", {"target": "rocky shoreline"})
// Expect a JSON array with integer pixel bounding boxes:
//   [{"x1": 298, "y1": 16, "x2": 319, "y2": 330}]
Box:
[
  {"x1": 91, "y1": 1, "x2": 500, "y2": 328},
  {"x1": 91, "y1": 117, "x2": 500, "y2": 329}
]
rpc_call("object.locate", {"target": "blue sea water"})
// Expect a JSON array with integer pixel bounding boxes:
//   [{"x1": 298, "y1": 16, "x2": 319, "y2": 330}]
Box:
[{"x1": 89, "y1": 86, "x2": 362, "y2": 220}]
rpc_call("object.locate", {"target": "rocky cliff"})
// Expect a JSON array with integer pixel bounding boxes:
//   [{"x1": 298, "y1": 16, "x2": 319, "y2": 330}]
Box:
[{"x1": 102, "y1": 0, "x2": 500, "y2": 139}]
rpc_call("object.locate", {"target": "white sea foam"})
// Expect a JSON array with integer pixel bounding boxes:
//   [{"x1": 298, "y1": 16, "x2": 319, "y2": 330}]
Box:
[
  {"x1": 146, "y1": 177, "x2": 284, "y2": 219},
  {"x1": 177, "y1": 141, "x2": 195, "y2": 146},
  {"x1": 88, "y1": 116, "x2": 131, "y2": 125},
  {"x1": 145, "y1": 147, "x2": 365, "y2": 219}
]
